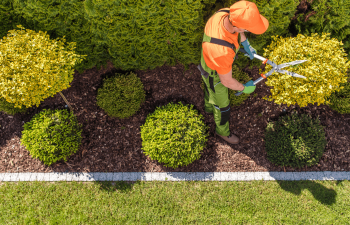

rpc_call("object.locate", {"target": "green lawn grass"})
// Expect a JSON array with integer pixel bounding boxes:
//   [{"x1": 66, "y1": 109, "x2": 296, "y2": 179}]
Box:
[{"x1": 0, "y1": 180, "x2": 349, "y2": 224}]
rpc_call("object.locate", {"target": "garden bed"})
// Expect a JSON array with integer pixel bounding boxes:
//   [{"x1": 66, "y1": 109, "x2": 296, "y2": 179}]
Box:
[{"x1": 1, "y1": 60, "x2": 349, "y2": 173}]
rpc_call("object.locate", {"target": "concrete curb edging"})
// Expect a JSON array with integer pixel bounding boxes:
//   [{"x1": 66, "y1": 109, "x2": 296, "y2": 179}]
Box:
[{"x1": 0, "y1": 172, "x2": 349, "y2": 182}]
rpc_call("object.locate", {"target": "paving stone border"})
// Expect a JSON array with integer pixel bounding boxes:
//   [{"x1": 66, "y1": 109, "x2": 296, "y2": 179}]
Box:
[{"x1": 0, "y1": 172, "x2": 349, "y2": 182}]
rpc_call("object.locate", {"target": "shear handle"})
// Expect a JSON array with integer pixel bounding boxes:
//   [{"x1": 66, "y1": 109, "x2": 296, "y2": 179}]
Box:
[
  {"x1": 238, "y1": 48, "x2": 269, "y2": 64},
  {"x1": 234, "y1": 77, "x2": 265, "y2": 96}
]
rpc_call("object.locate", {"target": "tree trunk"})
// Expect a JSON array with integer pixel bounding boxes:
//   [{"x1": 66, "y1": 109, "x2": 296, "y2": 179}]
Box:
[{"x1": 59, "y1": 91, "x2": 74, "y2": 113}]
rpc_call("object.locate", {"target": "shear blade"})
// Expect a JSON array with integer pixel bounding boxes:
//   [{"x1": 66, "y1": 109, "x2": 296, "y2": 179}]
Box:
[
  {"x1": 277, "y1": 60, "x2": 308, "y2": 69},
  {"x1": 277, "y1": 70, "x2": 306, "y2": 79}
]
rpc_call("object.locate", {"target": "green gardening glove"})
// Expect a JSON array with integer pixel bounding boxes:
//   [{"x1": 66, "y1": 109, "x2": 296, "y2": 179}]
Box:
[
  {"x1": 238, "y1": 80, "x2": 256, "y2": 94},
  {"x1": 241, "y1": 39, "x2": 257, "y2": 60}
]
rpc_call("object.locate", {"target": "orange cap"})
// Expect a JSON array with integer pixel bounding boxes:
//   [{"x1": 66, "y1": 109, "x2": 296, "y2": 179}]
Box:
[{"x1": 229, "y1": 1, "x2": 269, "y2": 35}]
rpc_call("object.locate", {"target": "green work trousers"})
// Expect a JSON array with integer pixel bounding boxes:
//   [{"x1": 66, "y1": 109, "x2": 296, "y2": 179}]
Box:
[{"x1": 198, "y1": 49, "x2": 231, "y2": 137}]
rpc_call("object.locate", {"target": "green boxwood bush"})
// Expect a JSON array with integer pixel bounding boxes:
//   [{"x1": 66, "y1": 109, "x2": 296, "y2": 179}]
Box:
[
  {"x1": 200, "y1": 64, "x2": 252, "y2": 107},
  {"x1": 20, "y1": 108, "x2": 83, "y2": 166},
  {"x1": 96, "y1": 72, "x2": 146, "y2": 119},
  {"x1": 264, "y1": 111, "x2": 327, "y2": 168},
  {"x1": 140, "y1": 102, "x2": 210, "y2": 169}
]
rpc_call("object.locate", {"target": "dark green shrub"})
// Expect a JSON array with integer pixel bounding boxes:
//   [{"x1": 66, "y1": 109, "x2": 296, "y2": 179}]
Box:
[
  {"x1": 9, "y1": 0, "x2": 217, "y2": 73},
  {"x1": 200, "y1": 64, "x2": 252, "y2": 107},
  {"x1": 0, "y1": 96, "x2": 28, "y2": 115},
  {"x1": 4, "y1": 0, "x2": 110, "y2": 75},
  {"x1": 264, "y1": 111, "x2": 327, "y2": 168},
  {"x1": 0, "y1": 0, "x2": 59, "y2": 44},
  {"x1": 325, "y1": 70, "x2": 350, "y2": 114},
  {"x1": 20, "y1": 108, "x2": 83, "y2": 166},
  {"x1": 140, "y1": 102, "x2": 210, "y2": 169},
  {"x1": 82, "y1": 0, "x2": 217, "y2": 71},
  {"x1": 96, "y1": 72, "x2": 146, "y2": 119},
  {"x1": 291, "y1": 0, "x2": 350, "y2": 62}
]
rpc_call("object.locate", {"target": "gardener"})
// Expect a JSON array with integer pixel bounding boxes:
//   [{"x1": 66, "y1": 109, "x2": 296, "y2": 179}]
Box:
[{"x1": 197, "y1": 0, "x2": 269, "y2": 144}]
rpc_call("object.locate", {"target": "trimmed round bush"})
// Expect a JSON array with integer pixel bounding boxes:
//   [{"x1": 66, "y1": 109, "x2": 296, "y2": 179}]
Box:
[
  {"x1": 96, "y1": 72, "x2": 146, "y2": 119},
  {"x1": 140, "y1": 102, "x2": 210, "y2": 169},
  {"x1": 261, "y1": 33, "x2": 350, "y2": 108},
  {"x1": 264, "y1": 111, "x2": 327, "y2": 168},
  {"x1": 20, "y1": 108, "x2": 83, "y2": 166}
]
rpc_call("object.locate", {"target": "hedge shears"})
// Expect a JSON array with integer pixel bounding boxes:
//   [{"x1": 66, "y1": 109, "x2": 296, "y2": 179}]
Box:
[{"x1": 235, "y1": 48, "x2": 308, "y2": 96}]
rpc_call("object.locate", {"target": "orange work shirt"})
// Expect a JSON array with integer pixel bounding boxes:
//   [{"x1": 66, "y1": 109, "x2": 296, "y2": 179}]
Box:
[{"x1": 202, "y1": 8, "x2": 240, "y2": 75}]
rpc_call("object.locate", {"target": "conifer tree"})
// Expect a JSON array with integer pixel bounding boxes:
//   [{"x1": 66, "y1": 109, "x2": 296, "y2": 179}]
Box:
[{"x1": 292, "y1": 0, "x2": 350, "y2": 61}]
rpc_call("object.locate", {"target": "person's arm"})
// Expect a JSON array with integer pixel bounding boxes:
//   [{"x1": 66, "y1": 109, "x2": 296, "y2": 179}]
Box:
[
  {"x1": 217, "y1": 69, "x2": 245, "y2": 91},
  {"x1": 239, "y1": 32, "x2": 247, "y2": 43},
  {"x1": 216, "y1": 32, "x2": 247, "y2": 92}
]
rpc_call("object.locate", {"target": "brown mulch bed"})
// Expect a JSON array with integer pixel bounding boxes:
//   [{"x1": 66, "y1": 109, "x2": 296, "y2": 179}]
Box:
[{"x1": 1, "y1": 59, "x2": 350, "y2": 173}]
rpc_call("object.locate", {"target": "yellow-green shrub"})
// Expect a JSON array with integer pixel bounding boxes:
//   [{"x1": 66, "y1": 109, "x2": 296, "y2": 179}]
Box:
[
  {"x1": 140, "y1": 102, "x2": 209, "y2": 169},
  {"x1": 260, "y1": 33, "x2": 350, "y2": 107},
  {"x1": 20, "y1": 108, "x2": 83, "y2": 166},
  {"x1": 0, "y1": 25, "x2": 87, "y2": 110}
]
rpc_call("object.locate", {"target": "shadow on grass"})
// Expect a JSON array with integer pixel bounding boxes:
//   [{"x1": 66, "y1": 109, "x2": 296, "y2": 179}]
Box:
[
  {"x1": 96, "y1": 180, "x2": 142, "y2": 194},
  {"x1": 94, "y1": 179, "x2": 345, "y2": 205},
  {"x1": 276, "y1": 180, "x2": 344, "y2": 206}
]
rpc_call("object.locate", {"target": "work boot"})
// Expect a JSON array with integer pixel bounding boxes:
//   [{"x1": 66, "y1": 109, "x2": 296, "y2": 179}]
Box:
[{"x1": 216, "y1": 132, "x2": 240, "y2": 144}]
